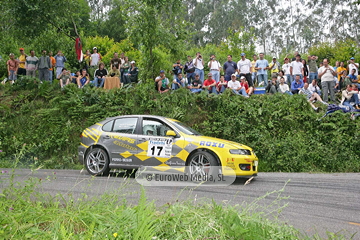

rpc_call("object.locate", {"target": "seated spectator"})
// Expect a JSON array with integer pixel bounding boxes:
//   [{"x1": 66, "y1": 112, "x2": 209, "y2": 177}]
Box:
[
  {"x1": 227, "y1": 74, "x2": 249, "y2": 97},
  {"x1": 291, "y1": 74, "x2": 304, "y2": 94},
  {"x1": 277, "y1": 70, "x2": 285, "y2": 84},
  {"x1": 108, "y1": 65, "x2": 120, "y2": 77},
  {"x1": 123, "y1": 61, "x2": 138, "y2": 84},
  {"x1": 342, "y1": 70, "x2": 351, "y2": 86},
  {"x1": 57, "y1": 68, "x2": 71, "y2": 88},
  {"x1": 239, "y1": 76, "x2": 251, "y2": 95},
  {"x1": 189, "y1": 74, "x2": 202, "y2": 93},
  {"x1": 71, "y1": 70, "x2": 80, "y2": 84},
  {"x1": 216, "y1": 75, "x2": 227, "y2": 94},
  {"x1": 93, "y1": 63, "x2": 108, "y2": 88},
  {"x1": 155, "y1": 70, "x2": 170, "y2": 93},
  {"x1": 308, "y1": 79, "x2": 322, "y2": 95},
  {"x1": 77, "y1": 69, "x2": 90, "y2": 88},
  {"x1": 277, "y1": 77, "x2": 293, "y2": 95},
  {"x1": 172, "y1": 73, "x2": 186, "y2": 90},
  {"x1": 341, "y1": 84, "x2": 360, "y2": 110},
  {"x1": 299, "y1": 83, "x2": 328, "y2": 112},
  {"x1": 202, "y1": 73, "x2": 217, "y2": 94},
  {"x1": 348, "y1": 69, "x2": 357, "y2": 84},
  {"x1": 265, "y1": 77, "x2": 279, "y2": 94}
]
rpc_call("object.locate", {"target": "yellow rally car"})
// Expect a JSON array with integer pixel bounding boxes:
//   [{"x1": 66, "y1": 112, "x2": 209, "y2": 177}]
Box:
[{"x1": 78, "y1": 115, "x2": 258, "y2": 177}]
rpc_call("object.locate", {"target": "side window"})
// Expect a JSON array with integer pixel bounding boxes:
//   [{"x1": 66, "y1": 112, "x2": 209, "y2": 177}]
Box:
[
  {"x1": 102, "y1": 120, "x2": 114, "y2": 132},
  {"x1": 112, "y1": 118, "x2": 138, "y2": 134},
  {"x1": 142, "y1": 119, "x2": 172, "y2": 136}
]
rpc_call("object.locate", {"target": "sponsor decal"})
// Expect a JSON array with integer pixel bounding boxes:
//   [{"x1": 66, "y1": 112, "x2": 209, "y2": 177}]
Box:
[
  {"x1": 199, "y1": 141, "x2": 225, "y2": 148},
  {"x1": 147, "y1": 139, "x2": 173, "y2": 158},
  {"x1": 110, "y1": 135, "x2": 136, "y2": 144},
  {"x1": 112, "y1": 158, "x2": 133, "y2": 163},
  {"x1": 113, "y1": 141, "x2": 137, "y2": 151}
]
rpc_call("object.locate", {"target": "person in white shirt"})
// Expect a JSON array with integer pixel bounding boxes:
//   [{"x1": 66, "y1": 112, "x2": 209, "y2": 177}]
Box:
[
  {"x1": 290, "y1": 54, "x2": 304, "y2": 81},
  {"x1": 193, "y1": 52, "x2": 204, "y2": 82},
  {"x1": 278, "y1": 76, "x2": 292, "y2": 95},
  {"x1": 299, "y1": 83, "x2": 328, "y2": 112},
  {"x1": 308, "y1": 79, "x2": 321, "y2": 96},
  {"x1": 318, "y1": 58, "x2": 337, "y2": 102},
  {"x1": 282, "y1": 57, "x2": 292, "y2": 86},
  {"x1": 237, "y1": 53, "x2": 253, "y2": 90},
  {"x1": 347, "y1": 57, "x2": 359, "y2": 76},
  {"x1": 208, "y1": 54, "x2": 221, "y2": 83},
  {"x1": 227, "y1": 74, "x2": 248, "y2": 97},
  {"x1": 90, "y1": 47, "x2": 102, "y2": 67}
]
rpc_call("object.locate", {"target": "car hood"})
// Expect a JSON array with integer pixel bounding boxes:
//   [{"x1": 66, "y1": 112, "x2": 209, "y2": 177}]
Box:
[{"x1": 189, "y1": 135, "x2": 251, "y2": 150}]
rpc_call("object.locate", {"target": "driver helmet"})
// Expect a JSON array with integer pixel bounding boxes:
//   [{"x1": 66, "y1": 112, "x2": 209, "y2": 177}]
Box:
[{"x1": 143, "y1": 125, "x2": 156, "y2": 135}]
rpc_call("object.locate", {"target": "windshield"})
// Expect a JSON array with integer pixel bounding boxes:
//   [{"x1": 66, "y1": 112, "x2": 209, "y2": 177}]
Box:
[{"x1": 168, "y1": 119, "x2": 202, "y2": 135}]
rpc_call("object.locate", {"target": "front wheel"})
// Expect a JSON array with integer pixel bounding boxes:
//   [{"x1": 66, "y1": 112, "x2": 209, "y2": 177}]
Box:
[
  {"x1": 187, "y1": 151, "x2": 219, "y2": 178},
  {"x1": 85, "y1": 148, "x2": 110, "y2": 176}
]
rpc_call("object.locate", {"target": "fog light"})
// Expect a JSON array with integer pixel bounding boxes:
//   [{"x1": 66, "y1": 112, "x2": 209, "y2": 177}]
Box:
[{"x1": 239, "y1": 164, "x2": 251, "y2": 171}]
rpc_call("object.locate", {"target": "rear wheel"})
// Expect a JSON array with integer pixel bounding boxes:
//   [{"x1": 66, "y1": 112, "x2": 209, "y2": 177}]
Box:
[
  {"x1": 187, "y1": 151, "x2": 219, "y2": 178},
  {"x1": 85, "y1": 148, "x2": 110, "y2": 176}
]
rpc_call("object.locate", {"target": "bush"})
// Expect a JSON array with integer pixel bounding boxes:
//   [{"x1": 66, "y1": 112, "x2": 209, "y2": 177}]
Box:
[{"x1": 1, "y1": 77, "x2": 360, "y2": 172}]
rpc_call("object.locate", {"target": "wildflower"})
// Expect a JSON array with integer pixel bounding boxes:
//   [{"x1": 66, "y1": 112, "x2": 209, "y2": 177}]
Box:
[
  {"x1": 1, "y1": 170, "x2": 7, "y2": 174},
  {"x1": 0, "y1": 150, "x2": 2, "y2": 152},
  {"x1": 53, "y1": 172, "x2": 56, "y2": 175},
  {"x1": 9, "y1": 207, "x2": 14, "y2": 211},
  {"x1": 113, "y1": 233, "x2": 118, "y2": 238}
]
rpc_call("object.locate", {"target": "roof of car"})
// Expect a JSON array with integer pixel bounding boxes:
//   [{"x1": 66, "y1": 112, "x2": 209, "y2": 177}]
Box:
[{"x1": 104, "y1": 115, "x2": 169, "y2": 121}]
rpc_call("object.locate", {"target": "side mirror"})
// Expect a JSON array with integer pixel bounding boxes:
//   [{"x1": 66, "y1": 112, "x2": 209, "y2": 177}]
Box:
[{"x1": 165, "y1": 130, "x2": 177, "y2": 137}]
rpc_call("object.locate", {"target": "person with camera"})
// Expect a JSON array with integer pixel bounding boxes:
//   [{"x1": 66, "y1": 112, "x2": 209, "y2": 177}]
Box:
[
  {"x1": 347, "y1": 57, "x2": 359, "y2": 76},
  {"x1": 193, "y1": 52, "x2": 204, "y2": 82},
  {"x1": 318, "y1": 58, "x2": 337, "y2": 102},
  {"x1": 208, "y1": 54, "x2": 221, "y2": 83},
  {"x1": 93, "y1": 62, "x2": 108, "y2": 88},
  {"x1": 58, "y1": 68, "x2": 71, "y2": 89},
  {"x1": 172, "y1": 59, "x2": 183, "y2": 80},
  {"x1": 77, "y1": 69, "x2": 90, "y2": 88},
  {"x1": 184, "y1": 55, "x2": 196, "y2": 86}
]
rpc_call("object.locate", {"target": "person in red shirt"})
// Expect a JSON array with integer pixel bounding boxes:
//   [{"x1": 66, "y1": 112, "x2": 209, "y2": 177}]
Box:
[
  {"x1": 216, "y1": 75, "x2": 228, "y2": 94},
  {"x1": 240, "y1": 76, "x2": 253, "y2": 95},
  {"x1": 202, "y1": 73, "x2": 217, "y2": 94}
]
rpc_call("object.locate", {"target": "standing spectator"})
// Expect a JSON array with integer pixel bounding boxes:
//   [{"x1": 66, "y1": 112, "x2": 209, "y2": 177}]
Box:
[
  {"x1": 83, "y1": 49, "x2": 91, "y2": 71},
  {"x1": 208, "y1": 54, "x2": 221, "y2": 83},
  {"x1": 184, "y1": 55, "x2": 196, "y2": 86},
  {"x1": 302, "y1": 59, "x2": 309, "y2": 83},
  {"x1": 290, "y1": 54, "x2": 304, "y2": 81},
  {"x1": 155, "y1": 70, "x2": 170, "y2": 93},
  {"x1": 110, "y1": 52, "x2": 121, "y2": 70},
  {"x1": 77, "y1": 69, "x2": 90, "y2": 88},
  {"x1": 347, "y1": 57, "x2": 359, "y2": 76},
  {"x1": 291, "y1": 75, "x2": 304, "y2": 94},
  {"x1": 237, "y1": 53, "x2": 253, "y2": 92},
  {"x1": 48, "y1": 51, "x2": 56, "y2": 82},
  {"x1": 172, "y1": 73, "x2": 186, "y2": 90},
  {"x1": 308, "y1": 79, "x2": 322, "y2": 96},
  {"x1": 119, "y1": 52, "x2": 126, "y2": 82},
  {"x1": 123, "y1": 61, "x2": 139, "y2": 83},
  {"x1": 308, "y1": 55, "x2": 318, "y2": 83},
  {"x1": 90, "y1": 47, "x2": 102, "y2": 68},
  {"x1": 216, "y1": 75, "x2": 227, "y2": 94},
  {"x1": 291, "y1": 51, "x2": 299, "y2": 61},
  {"x1": 337, "y1": 61, "x2": 347, "y2": 90},
  {"x1": 26, "y1": 50, "x2": 38, "y2": 77},
  {"x1": 227, "y1": 74, "x2": 248, "y2": 97},
  {"x1": 282, "y1": 57, "x2": 292, "y2": 86},
  {"x1": 93, "y1": 62, "x2": 108, "y2": 88},
  {"x1": 202, "y1": 73, "x2": 217, "y2": 94},
  {"x1": 17, "y1": 48, "x2": 27, "y2": 76},
  {"x1": 54, "y1": 50, "x2": 67, "y2": 78},
  {"x1": 269, "y1": 57, "x2": 280, "y2": 78},
  {"x1": 278, "y1": 77, "x2": 293, "y2": 95},
  {"x1": 341, "y1": 84, "x2": 360, "y2": 109},
  {"x1": 251, "y1": 54, "x2": 258, "y2": 85},
  {"x1": 348, "y1": 69, "x2": 358, "y2": 86},
  {"x1": 38, "y1": 50, "x2": 51, "y2": 82},
  {"x1": 193, "y1": 52, "x2": 204, "y2": 82},
  {"x1": 255, "y1": 53, "x2": 269, "y2": 87},
  {"x1": 172, "y1": 59, "x2": 183, "y2": 80},
  {"x1": 57, "y1": 68, "x2": 71, "y2": 89},
  {"x1": 318, "y1": 58, "x2": 337, "y2": 103},
  {"x1": 7, "y1": 53, "x2": 19, "y2": 84},
  {"x1": 121, "y1": 57, "x2": 130, "y2": 84},
  {"x1": 189, "y1": 74, "x2": 202, "y2": 93},
  {"x1": 223, "y1": 55, "x2": 237, "y2": 81}
]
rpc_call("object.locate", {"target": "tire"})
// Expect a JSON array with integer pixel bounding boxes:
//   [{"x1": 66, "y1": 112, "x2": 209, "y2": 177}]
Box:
[
  {"x1": 187, "y1": 151, "x2": 219, "y2": 179},
  {"x1": 85, "y1": 147, "x2": 110, "y2": 176}
]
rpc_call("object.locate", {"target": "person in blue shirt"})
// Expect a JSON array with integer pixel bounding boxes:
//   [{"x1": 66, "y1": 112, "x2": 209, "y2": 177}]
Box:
[
  {"x1": 223, "y1": 55, "x2": 237, "y2": 81},
  {"x1": 348, "y1": 69, "x2": 357, "y2": 84},
  {"x1": 172, "y1": 73, "x2": 186, "y2": 90},
  {"x1": 255, "y1": 53, "x2": 269, "y2": 87},
  {"x1": 291, "y1": 74, "x2": 304, "y2": 94}
]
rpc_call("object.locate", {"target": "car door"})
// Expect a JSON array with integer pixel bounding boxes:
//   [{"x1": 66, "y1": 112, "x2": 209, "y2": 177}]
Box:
[
  {"x1": 101, "y1": 117, "x2": 140, "y2": 165},
  {"x1": 135, "y1": 118, "x2": 185, "y2": 166}
]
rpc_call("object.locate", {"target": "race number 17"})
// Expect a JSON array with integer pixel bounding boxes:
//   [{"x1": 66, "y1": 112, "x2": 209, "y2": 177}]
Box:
[{"x1": 150, "y1": 146, "x2": 163, "y2": 156}]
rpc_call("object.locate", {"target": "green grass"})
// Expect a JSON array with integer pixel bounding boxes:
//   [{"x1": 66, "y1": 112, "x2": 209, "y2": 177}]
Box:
[{"x1": 0, "y1": 170, "x2": 353, "y2": 240}]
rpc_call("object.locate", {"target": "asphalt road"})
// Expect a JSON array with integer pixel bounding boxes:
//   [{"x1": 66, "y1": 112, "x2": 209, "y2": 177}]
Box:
[{"x1": 1, "y1": 169, "x2": 359, "y2": 239}]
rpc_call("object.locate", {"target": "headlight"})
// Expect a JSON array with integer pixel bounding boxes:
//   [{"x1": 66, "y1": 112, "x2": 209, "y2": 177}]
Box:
[{"x1": 229, "y1": 149, "x2": 251, "y2": 155}]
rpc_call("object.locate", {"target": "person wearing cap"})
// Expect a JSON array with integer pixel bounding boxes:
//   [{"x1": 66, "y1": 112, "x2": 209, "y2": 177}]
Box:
[
  {"x1": 282, "y1": 58, "x2": 292, "y2": 86},
  {"x1": 17, "y1": 48, "x2": 27, "y2": 76},
  {"x1": 239, "y1": 76, "x2": 252, "y2": 95},
  {"x1": 208, "y1": 54, "x2": 221, "y2": 83},
  {"x1": 347, "y1": 57, "x2": 359, "y2": 76},
  {"x1": 237, "y1": 53, "x2": 253, "y2": 88},
  {"x1": 123, "y1": 60, "x2": 138, "y2": 83},
  {"x1": 172, "y1": 59, "x2": 183, "y2": 80},
  {"x1": 193, "y1": 52, "x2": 204, "y2": 82},
  {"x1": 318, "y1": 58, "x2": 336, "y2": 102},
  {"x1": 227, "y1": 74, "x2": 248, "y2": 97},
  {"x1": 90, "y1": 47, "x2": 102, "y2": 68},
  {"x1": 184, "y1": 55, "x2": 196, "y2": 86},
  {"x1": 251, "y1": 54, "x2": 257, "y2": 85},
  {"x1": 37, "y1": 50, "x2": 51, "y2": 82},
  {"x1": 189, "y1": 74, "x2": 202, "y2": 93},
  {"x1": 223, "y1": 55, "x2": 238, "y2": 81},
  {"x1": 255, "y1": 53, "x2": 269, "y2": 87},
  {"x1": 25, "y1": 50, "x2": 38, "y2": 77},
  {"x1": 290, "y1": 54, "x2": 304, "y2": 81},
  {"x1": 54, "y1": 50, "x2": 67, "y2": 78},
  {"x1": 202, "y1": 73, "x2": 217, "y2": 94},
  {"x1": 307, "y1": 55, "x2": 319, "y2": 83},
  {"x1": 155, "y1": 70, "x2": 170, "y2": 93},
  {"x1": 7, "y1": 53, "x2": 19, "y2": 84},
  {"x1": 269, "y1": 57, "x2": 280, "y2": 78},
  {"x1": 216, "y1": 75, "x2": 228, "y2": 94}
]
